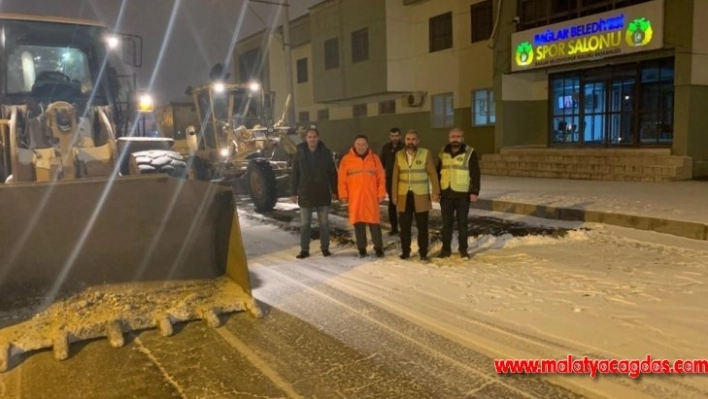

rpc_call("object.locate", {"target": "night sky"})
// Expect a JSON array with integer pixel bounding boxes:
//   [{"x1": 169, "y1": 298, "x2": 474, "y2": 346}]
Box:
[{"x1": 0, "y1": 0, "x2": 320, "y2": 104}]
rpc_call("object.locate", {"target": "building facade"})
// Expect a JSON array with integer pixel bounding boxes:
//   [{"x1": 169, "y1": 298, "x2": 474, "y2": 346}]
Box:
[
  {"x1": 234, "y1": 0, "x2": 707, "y2": 181},
  {"x1": 234, "y1": 0, "x2": 497, "y2": 159},
  {"x1": 489, "y1": 0, "x2": 707, "y2": 180}
]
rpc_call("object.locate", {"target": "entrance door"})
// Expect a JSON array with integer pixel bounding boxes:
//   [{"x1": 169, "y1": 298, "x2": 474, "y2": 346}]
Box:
[
  {"x1": 582, "y1": 80, "x2": 605, "y2": 145},
  {"x1": 607, "y1": 69, "x2": 636, "y2": 146}
]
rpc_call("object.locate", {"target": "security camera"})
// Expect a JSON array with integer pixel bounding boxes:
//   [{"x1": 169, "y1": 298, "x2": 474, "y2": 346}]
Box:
[{"x1": 513, "y1": 16, "x2": 521, "y2": 24}]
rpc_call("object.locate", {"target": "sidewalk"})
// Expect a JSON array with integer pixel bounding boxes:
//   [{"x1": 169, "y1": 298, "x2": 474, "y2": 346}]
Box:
[{"x1": 472, "y1": 175, "x2": 708, "y2": 241}]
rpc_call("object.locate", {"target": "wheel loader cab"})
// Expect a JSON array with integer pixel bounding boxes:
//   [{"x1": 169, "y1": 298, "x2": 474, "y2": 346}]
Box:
[{"x1": 0, "y1": 16, "x2": 122, "y2": 182}]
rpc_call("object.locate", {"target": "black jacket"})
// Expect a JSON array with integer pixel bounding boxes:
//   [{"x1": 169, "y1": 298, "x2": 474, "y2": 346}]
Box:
[
  {"x1": 380, "y1": 141, "x2": 403, "y2": 193},
  {"x1": 290, "y1": 141, "x2": 338, "y2": 208},
  {"x1": 435, "y1": 143, "x2": 481, "y2": 199}
]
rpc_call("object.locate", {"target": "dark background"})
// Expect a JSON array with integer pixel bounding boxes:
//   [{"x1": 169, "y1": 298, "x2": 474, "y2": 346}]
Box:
[{"x1": 0, "y1": 0, "x2": 320, "y2": 104}]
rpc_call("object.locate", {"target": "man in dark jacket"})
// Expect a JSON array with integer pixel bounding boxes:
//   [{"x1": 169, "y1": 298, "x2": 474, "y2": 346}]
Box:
[
  {"x1": 290, "y1": 128, "x2": 338, "y2": 259},
  {"x1": 436, "y1": 127, "x2": 481, "y2": 259},
  {"x1": 379, "y1": 127, "x2": 403, "y2": 235}
]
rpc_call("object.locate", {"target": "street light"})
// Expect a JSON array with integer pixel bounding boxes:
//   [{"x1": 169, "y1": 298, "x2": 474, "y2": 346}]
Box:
[{"x1": 249, "y1": 81, "x2": 261, "y2": 92}]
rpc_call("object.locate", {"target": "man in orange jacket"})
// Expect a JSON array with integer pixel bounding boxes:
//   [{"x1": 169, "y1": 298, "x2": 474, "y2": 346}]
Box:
[{"x1": 338, "y1": 135, "x2": 387, "y2": 258}]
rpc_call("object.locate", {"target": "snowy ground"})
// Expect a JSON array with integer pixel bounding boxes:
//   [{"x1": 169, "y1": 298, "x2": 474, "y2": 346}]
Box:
[
  {"x1": 243, "y1": 199, "x2": 708, "y2": 398},
  {"x1": 1, "y1": 197, "x2": 707, "y2": 398}
]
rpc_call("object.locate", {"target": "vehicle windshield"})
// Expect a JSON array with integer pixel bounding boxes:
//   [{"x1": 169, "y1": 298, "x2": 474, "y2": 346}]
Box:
[
  {"x1": 217, "y1": 90, "x2": 261, "y2": 129},
  {"x1": 1, "y1": 19, "x2": 108, "y2": 103}
]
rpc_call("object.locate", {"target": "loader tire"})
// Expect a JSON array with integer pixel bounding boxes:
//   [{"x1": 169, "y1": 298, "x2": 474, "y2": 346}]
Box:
[
  {"x1": 132, "y1": 150, "x2": 188, "y2": 178},
  {"x1": 247, "y1": 158, "x2": 277, "y2": 213}
]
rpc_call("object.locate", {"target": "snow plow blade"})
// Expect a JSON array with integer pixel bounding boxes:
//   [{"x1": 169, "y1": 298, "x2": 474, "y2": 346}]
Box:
[{"x1": 0, "y1": 175, "x2": 260, "y2": 372}]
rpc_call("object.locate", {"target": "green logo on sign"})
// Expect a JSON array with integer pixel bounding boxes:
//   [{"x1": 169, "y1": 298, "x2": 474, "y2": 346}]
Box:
[
  {"x1": 626, "y1": 17, "x2": 653, "y2": 47},
  {"x1": 515, "y1": 41, "x2": 534, "y2": 66}
]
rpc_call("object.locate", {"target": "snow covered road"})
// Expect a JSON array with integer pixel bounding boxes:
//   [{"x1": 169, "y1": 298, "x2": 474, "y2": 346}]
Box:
[{"x1": 1, "y1": 202, "x2": 707, "y2": 398}]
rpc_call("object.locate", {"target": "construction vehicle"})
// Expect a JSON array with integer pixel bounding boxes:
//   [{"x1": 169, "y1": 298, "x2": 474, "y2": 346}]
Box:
[
  {"x1": 0, "y1": 14, "x2": 259, "y2": 372},
  {"x1": 156, "y1": 79, "x2": 303, "y2": 213}
]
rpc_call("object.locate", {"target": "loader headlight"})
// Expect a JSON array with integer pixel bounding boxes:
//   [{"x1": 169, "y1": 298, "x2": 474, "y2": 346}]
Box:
[
  {"x1": 105, "y1": 35, "x2": 120, "y2": 49},
  {"x1": 219, "y1": 148, "x2": 229, "y2": 158},
  {"x1": 138, "y1": 94, "x2": 154, "y2": 113},
  {"x1": 213, "y1": 82, "x2": 226, "y2": 94}
]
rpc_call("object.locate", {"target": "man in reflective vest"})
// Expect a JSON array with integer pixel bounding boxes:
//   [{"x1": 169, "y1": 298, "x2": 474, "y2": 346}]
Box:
[
  {"x1": 391, "y1": 130, "x2": 441, "y2": 261},
  {"x1": 338, "y1": 135, "x2": 387, "y2": 258},
  {"x1": 436, "y1": 127, "x2": 481, "y2": 258}
]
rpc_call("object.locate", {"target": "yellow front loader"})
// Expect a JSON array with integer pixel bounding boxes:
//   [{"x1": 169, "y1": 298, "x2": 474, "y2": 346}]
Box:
[{"x1": 0, "y1": 14, "x2": 259, "y2": 372}]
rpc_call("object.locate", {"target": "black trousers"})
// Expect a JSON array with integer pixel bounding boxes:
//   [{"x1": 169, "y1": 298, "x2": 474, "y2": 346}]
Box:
[
  {"x1": 354, "y1": 223, "x2": 383, "y2": 252},
  {"x1": 441, "y1": 197, "x2": 470, "y2": 251},
  {"x1": 386, "y1": 187, "x2": 399, "y2": 232},
  {"x1": 399, "y1": 191, "x2": 429, "y2": 256}
]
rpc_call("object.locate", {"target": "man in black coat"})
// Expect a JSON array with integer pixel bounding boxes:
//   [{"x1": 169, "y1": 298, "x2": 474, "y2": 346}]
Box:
[
  {"x1": 435, "y1": 128, "x2": 481, "y2": 259},
  {"x1": 379, "y1": 127, "x2": 403, "y2": 235},
  {"x1": 290, "y1": 128, "x2": 338, "y2": 259}
]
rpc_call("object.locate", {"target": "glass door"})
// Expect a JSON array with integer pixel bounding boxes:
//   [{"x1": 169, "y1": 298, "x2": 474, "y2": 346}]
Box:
[
  {"x1": 607, "y1": 69, "x2": 636, "y2": 146},
  {"x1": 582, "y1": 80, "x2": 606, "y2": 145}
]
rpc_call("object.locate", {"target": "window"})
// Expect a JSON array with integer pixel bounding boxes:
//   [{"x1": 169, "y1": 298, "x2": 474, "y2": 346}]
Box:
[
  {"x1": 431, "y1": 93, "x2": 454, "y2": 128},
  {"x1": 351, "y1": 28, "x2": 369, "y2": 63},
  {"x1": 472, "y1": 89, "x2": 495, "y2": 125},
  {"x1": 379, "y1": 100, "x2": 396, "y2": 115},
  {"x1": 429, "y1": 12, "x2": 453, "y2": 52},
  {"x1": 549, "y1": 57, "x2": 674, "y2": 146},
  {"x1": 471, "y1": 1, "x2": 493, "y2": 43},
  {"x1": 296, "y1": 58, "x2": 308, "y2": 83},
  {"x1": 238, "y1": 47, "x2": 264, "y2": 83},
  {"x1": 299, "y1": 111, "x2": 310, "y2": 124},
  {"x1": 317, "y1": 109, "x2": 329, "y2": 121},
  {"x1": 353, "y1": 104, "x2": 367, "y2": 118},
  {"x1": 638, "y1": 58, "x2": 674, "y2": 145},
  {"x1": 517, "y1": 0, "x2": 652, "y2": 30},
  {"x1": 7, "y1": 45, "x2": 92, "y2": 94},
  {"x1": 324, "y1": 38, "x2": 340, "y2": 70}
]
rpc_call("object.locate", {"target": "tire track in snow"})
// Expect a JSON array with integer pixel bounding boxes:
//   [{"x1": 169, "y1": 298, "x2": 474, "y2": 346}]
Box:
[
  {"x1": 255, "y1": 264, "x2": 571, "y2": 399},
  {"x1": 268, "y1": 260, "x2": 639, "y2": 399},
  {"x1": 249, "y1": 239, "x2": 706, "y2": 399},
  {"x1": 290, "y1": 260, "x2": 708, "y2": 399}
]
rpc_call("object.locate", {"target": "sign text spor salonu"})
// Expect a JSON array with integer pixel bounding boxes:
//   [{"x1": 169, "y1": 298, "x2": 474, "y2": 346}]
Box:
[{"x1": 510, "y1": 0, "x2": 664, "y2": 71}]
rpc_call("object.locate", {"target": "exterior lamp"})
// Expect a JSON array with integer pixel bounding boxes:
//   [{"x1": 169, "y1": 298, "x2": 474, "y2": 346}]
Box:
[{"x1": 138, "y1": 94, "x2": 154, "y2": 113}]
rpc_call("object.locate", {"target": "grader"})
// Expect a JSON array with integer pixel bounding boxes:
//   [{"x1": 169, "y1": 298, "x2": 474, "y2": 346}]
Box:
[
  {"x1": 156, "y1": 81, "x2": 302, "y2": 213},
  {"x1": 0, "y1": 14, "x2": 258, "y2": 371}
]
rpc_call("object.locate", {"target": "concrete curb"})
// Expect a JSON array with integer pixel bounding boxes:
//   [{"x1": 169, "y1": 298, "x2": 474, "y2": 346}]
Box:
[{"x1": 472, "y1": 199, "x2": 708, "y2": 241}]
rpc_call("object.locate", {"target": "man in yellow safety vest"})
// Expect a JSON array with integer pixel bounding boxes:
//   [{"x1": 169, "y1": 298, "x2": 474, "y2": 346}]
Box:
[
  {"x1": 436, "y1": 127, "x2": 481, "y2": 258},
  {"x1": 391, "y1": 130, "x2": 441, "y2": 261}
]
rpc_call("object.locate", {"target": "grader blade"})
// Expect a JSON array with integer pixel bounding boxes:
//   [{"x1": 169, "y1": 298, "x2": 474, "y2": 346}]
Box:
[{"x1": 0, "y1": 175, "x2": 259, "y2": 372}]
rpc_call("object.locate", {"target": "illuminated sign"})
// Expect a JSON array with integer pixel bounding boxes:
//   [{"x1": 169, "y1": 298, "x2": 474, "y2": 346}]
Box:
[{"x1": 511, "y1": 0, "x2": 663, "y2": 72}]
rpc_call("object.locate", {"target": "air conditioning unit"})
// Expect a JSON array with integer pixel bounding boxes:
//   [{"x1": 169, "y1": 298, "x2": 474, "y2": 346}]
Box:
[{"x1": 402, "y1": 91, "x2": 426, "y2": 108}]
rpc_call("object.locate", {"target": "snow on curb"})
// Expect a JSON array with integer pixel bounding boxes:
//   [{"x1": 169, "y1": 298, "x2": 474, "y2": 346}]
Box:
[{"x1": 470, "y1": 229, "x2": 590, "y2": 250}]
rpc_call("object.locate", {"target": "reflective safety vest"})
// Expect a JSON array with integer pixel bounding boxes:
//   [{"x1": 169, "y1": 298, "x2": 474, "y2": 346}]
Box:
[
  {"x1": 396, "y1": 148, "x2": 430, "y2": 195},
  {"x1": 439, "y1": 146, "x2": 473, "y2": 192}
]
